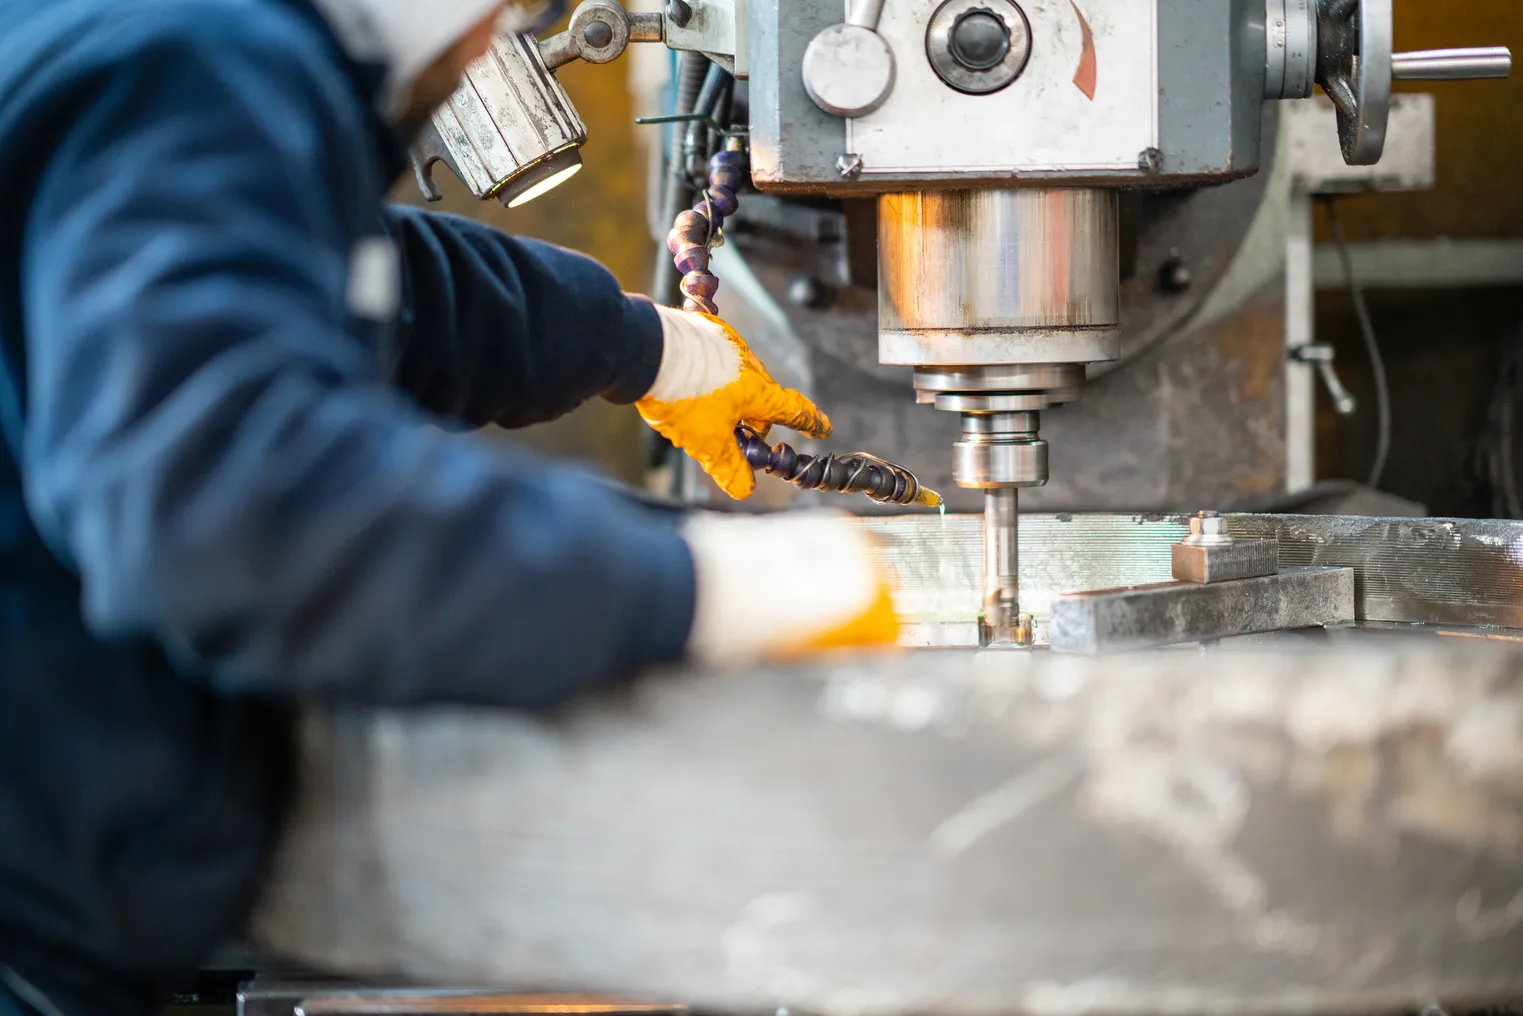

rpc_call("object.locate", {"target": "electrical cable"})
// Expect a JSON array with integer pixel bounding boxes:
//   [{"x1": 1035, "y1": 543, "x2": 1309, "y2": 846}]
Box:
[{"x1": 1322, "y1": 197, "x2": 1393, "y2": 490}]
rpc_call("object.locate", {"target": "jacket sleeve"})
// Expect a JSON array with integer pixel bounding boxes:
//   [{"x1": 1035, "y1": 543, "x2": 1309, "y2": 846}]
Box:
[
  {"x1": 381, "y1": 205, "x2": 664, "y2": 427},
  {"x1": 18, "y1": 16, "x2": 695, "y2": 707}
]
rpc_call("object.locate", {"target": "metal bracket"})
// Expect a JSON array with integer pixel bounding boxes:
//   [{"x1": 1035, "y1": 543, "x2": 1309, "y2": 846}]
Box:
[
  {"x1": 664, "y1": 0, "x2": 747, "y2": 76},
  {"x1": 1170, "y1": 511, "x2": 1281, "y2": 585},
  {"x1": 539, "y1": 0, "x2": 664, "y2": 70}
]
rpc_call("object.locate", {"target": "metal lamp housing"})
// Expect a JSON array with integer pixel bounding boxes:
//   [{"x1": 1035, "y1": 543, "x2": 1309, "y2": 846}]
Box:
[{"x1": 410, "y1": 32, "x2": 588, "y2": 207}]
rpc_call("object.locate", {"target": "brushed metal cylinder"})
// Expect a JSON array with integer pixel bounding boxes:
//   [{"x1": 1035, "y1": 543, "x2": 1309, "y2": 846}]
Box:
[
  {"x1": 953, "y1": 411, "x2": 1048, "y2": 488},
  {"x1": 982, "y1": 488, "x2": 1021, "y2": 646},
  {"x1": 412, "y1": 33, "x2": 587, "y2": 207},
  {"x1": 878, "y1": 188, "x2": 1121, "y2": 367}
]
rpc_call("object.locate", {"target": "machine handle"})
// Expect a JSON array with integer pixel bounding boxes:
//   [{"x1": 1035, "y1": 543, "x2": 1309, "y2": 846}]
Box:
[
  {"x1": 1292, "y1": 345, "x2": 1357, "y2": 417},
  {"x1": 1270, "y1": 0, "x2": 1513, "y2": 166},
  {"x1": 848, "y1": 0, "x2": 886, "y2": 30},
  {"x1": 801, "y1": 0, "x2": 896, "y2": 118},
  {"x1": 1391, "y1": 47, "x2": 1512, "y2": 81}
]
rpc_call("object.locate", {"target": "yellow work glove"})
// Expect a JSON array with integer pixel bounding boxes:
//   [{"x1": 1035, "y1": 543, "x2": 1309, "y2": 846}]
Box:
[
  {"x1": 680, "y1": 511, "x2": 903, "y2": 666},
  {"x1": 638, "y1": 306, "x2": 831, "y2": 499}
]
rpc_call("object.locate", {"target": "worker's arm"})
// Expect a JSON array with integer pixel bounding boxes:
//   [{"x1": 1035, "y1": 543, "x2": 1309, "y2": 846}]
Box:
[
  {"x1": 377, "y1": 209, "x2": 836, "y2": 502},
  {"x1": 378, "y1": 206, "x2": 665, "y2": 427},
  {"x1": 19, "y1": 15, "x2": 697, "y2": 707}
]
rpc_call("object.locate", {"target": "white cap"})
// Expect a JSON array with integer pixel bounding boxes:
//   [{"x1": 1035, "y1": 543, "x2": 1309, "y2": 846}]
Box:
[{"x1": 311, "y1": 0, "x2": 506, "y2": 121}]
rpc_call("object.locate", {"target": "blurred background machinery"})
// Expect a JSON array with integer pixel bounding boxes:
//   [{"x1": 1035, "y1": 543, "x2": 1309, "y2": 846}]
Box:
[
  {"x1": 403, "y1": 0, "x2": 1513, "y2": 649},
  {"x1": 398, "y1": 3, "x2": 1523, "y2": 527}
]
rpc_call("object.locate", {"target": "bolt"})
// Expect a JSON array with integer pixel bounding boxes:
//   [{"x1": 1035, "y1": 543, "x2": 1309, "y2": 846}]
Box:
[
  {"x1": 1158, "y1": 249, "x2": 1192, "y2": 293},
  {"x1": 583, "y1": 19, "x2": 614, "y2": 48},
  {"x1": 1138, "y1": 147, "x2": 1163, "y2": 174},
  {"x1": 1188, "y1": 511, "x2": 1231, "y2": 543},
  {"x1": 665, "y1": 0, "x2": 692, "y2": 28},
  {"x1": 835, "y1": 153, "x2": 864, "y2": 179},
  {"x1": 787, "y1": 274, "x2": 829, "y2": 309}
]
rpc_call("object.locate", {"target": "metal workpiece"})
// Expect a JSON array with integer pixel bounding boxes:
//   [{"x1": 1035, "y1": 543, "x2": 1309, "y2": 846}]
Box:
[
  {"x1": 1234, "y1": 514, "x2": 1523, "y2": 630},
  {"x1": 411, "y1": 34, "x2": 587, "y2": 206},
  {"x1": 1048, "y1": 565, "x2": 1355, "y2": 656},
  {"x1": 877, "y1": 189, "x2": 1120, "y2": 344},
  {"x1": 924, "y1": 0, "x2": 1032, "y2": 95},
  {"x1": 1171, "y1": 512, "x2": 1281, "y2": 585},
  {"x1": 1170, "y1": 537, "x2": 1281, "y2": 584},
  {"x1": 258, "y1": 641, "x2": 1523, "y2": 1015},
  {"x1": 855, "y1": 513, "x2": 1523, "y2": 647}
]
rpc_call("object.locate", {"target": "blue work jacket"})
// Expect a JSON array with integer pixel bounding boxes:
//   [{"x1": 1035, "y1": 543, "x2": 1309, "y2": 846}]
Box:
[{"x1": 0, "y1": 0, "x2": 696, "y2": 1010}]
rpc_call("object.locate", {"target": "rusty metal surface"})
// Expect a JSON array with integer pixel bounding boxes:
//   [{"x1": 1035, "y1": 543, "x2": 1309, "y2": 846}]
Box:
[
  {"x1": 252, "y1": 641, "x2": 1523, "y2": 1016},
  {"x1": 1232, "y1": 515, "x2": 1523, "y2": 629},
  {"x1": 1048, "y1": 567, "x2": 1356, "y2": 655}
]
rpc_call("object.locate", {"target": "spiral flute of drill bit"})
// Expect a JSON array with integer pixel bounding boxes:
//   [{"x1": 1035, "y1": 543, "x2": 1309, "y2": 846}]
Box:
[
  {"x1": 666, "y1": 149, "x2": 745, "y2": 315},
  {"x1": 737, "y1": 427, "x2": 941, "y2": 507}
]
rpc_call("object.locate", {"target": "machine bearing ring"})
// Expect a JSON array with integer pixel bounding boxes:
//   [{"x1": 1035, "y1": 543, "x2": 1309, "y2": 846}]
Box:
[{"x1": 926, "y1": 0, "x2": 1032, "y2": 95}]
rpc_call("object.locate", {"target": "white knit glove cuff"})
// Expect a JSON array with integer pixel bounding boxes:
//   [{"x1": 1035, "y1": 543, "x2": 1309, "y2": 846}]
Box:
[
  {"x1": 646, "y1": 306, "x2": 741, "y2": 402},
  {"x1": 680, "y1": 510, "x2": 880, "y2": 668}
]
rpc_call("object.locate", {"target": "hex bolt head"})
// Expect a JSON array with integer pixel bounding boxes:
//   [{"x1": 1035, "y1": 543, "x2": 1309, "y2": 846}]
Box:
[
  {"x1": 665, "y1": 0, "x2": 692, "y2": 28},
  {"x1": 583, "y1": 19, "x2": 615, "y2": 48},
  {"x1": 1185, "y1": 510, "x2": 1232, "y2": 546}
]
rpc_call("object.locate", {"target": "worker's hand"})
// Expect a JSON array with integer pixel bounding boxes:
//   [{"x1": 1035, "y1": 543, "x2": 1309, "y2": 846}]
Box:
[
  {"x1": 681, "y1": 510, "x2": 902, "y2": 666},
  {"x1": 638, "y1": 307, "x2": 831, "y2": 499}
]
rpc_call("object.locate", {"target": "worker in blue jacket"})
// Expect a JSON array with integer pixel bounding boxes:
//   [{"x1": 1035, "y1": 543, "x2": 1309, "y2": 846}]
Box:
[{"x1": 0, "y1": 0, "x2": 902, "y2": 1013}]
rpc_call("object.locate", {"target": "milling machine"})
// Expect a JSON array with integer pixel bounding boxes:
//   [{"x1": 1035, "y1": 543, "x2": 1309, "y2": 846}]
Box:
[
  {"x1": 235, "y1": 6, "x2": 1523, "y2": 1009},
  {"x1": 412, "y1": 0, "x2": 1508, "y2": 649}
]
